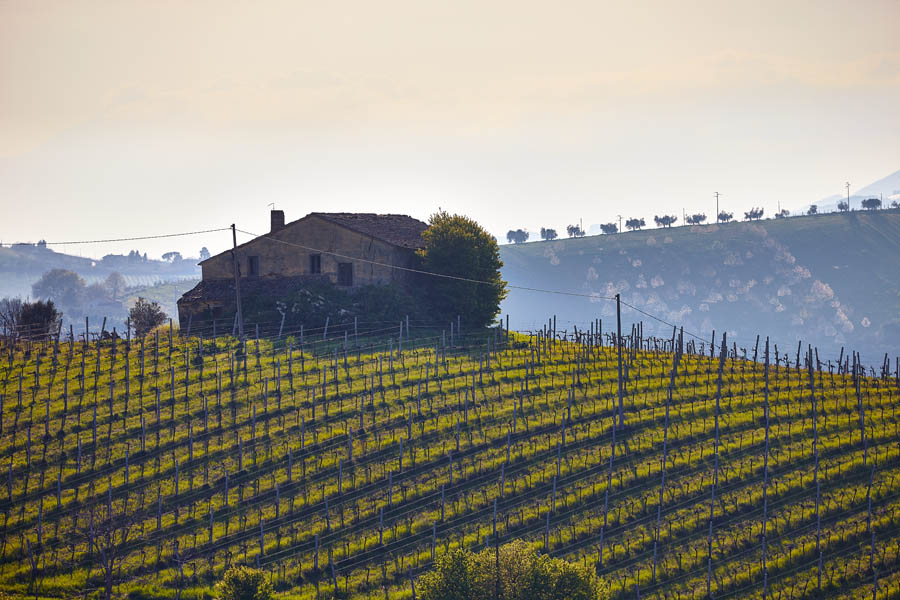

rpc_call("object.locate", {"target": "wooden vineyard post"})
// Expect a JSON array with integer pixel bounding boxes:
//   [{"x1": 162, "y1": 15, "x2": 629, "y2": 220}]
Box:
[
  {"x1": 809, "y1": 347, "x2": 822, "y2": 593},
  {"x1": 856, "y1": 352, "x2": 868, "y2": 466},
  {"x1": 867, "y1": 463, "x2": 875, "y2": 574},
  {"x1": 762, "y1": 338, "x2": 770, "y2": 599},
  {"x1": 616, "y1": 294, "x2": 624, "y2": 430},
  {"x1": 599, "y1": 418, "x2": 616, "y2": 566},
  {"x1": 707, "y1": 333, "x2": 726, "y2": 596},
  {"x1": 653, "y1": 348, "x2": 676, "y2": 583}
]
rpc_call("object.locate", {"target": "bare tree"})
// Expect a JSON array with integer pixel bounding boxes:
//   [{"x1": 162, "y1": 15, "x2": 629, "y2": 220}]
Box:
[
  {"x1": 0, "y1": 297, "x2": 23, "y2": 339},
  {"x1": 75, "y1": 496, "x2": 140, "y2": 600},
  {"x1": 103, "y1": 272, "x2": 127, "y2": 302}
]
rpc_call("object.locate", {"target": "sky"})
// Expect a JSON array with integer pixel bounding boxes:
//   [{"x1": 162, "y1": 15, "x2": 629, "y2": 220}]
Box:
[{"x1": 1, "y1": 0, "x2": 899, "y2": 259}]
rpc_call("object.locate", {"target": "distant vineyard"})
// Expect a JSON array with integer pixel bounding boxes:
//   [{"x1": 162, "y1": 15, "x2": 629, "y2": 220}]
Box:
[{"x1": 0, "y1": 318, "x2": 898, "y2": 599}]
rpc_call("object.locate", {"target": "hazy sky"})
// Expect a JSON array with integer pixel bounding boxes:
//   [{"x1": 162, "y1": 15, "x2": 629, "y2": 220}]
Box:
[{"x1": 2, "y1": 0, "x2": 899, "y2": 258}]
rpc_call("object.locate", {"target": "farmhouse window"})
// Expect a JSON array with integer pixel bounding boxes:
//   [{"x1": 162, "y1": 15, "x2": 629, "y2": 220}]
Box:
[
  {"x1": 310, "y1": 254, "x2": 322, "y2": 274},
  {"x1": 338, "y1": 262, "x2": 353, "y2": 286},
  {"x1": 248, "y1": 256, "x2": 259, "y2": 277}
]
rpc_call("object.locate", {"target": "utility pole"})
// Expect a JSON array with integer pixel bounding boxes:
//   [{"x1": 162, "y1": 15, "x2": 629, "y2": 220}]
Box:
[
  {"x1": 846, "y1": 182, "x2": 851, "y2": 210},
  {"x1": 715, "y1": 192, "x2": 720, "y2": 222},
  {"x1": 231, "y1": 224, "x2": 245, "y2": 341}
]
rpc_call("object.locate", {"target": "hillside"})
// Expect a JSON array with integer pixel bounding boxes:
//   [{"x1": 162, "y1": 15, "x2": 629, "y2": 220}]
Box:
[
  {"x1": 500, "y1": 210, "x2": 900, "y2": 361},
  {"x1": 0, "y1": 244, "x2": 199, "y2": 300},
  {"x1": 1, "y1": 326, "x2": 898, "y2": 599}
]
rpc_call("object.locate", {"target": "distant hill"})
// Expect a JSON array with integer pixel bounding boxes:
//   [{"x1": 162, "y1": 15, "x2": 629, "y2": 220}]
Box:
[
  {"x1": 796, "y1": 169, "x2": 900, "y2": 214},
  {"x1": 499, "y1": 209, "x2": 900, "y2": 361},
  {"x1": 0, "y1": 244, "x2": 199, "y2": 299}
]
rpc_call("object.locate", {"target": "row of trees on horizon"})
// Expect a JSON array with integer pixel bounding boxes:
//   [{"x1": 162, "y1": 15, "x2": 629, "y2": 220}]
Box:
[{"x1": 506, "y1": 196, "x2": 899, "y2": 243}]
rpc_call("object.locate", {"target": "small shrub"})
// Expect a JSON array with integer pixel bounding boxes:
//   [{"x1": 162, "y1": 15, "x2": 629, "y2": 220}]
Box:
[
  {"x1": 214, "y1": 566, "x2": 274, "y2": 600},
  {"x1": 418, "y1": 540, "x2": 609, "y2": 600},
  {"x1": 19, "y1": 299, "x2": 61, "y2": 339},
  {"x1": 130, "y1": 297, "x2": 167, "y2": 337}
]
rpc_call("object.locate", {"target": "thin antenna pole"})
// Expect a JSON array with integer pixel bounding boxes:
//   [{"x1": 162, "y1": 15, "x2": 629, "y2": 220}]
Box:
[
  {"x1": 231, "y1": 224, "x2": 245, "y2": 341},
  {"x1": 715, "y1": 192, "x2": 719, "y2": 222}
]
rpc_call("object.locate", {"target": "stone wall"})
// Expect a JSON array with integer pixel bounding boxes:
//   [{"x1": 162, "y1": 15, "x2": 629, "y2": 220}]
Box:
[{"x1": 200, "y1": 215, "x2": 417, "y2": 286}]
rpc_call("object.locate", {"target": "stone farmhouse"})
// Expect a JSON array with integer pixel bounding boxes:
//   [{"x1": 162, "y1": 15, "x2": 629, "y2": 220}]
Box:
[{"x1": 177, "y1": 210, "x2": 428, "y2": 329}]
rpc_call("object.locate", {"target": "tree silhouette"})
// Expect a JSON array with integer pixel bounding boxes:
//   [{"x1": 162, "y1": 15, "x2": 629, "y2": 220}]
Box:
[
  {"x1": 861, "y1": 198, "x2": 882, "y2": 210},
  {"x1": 103, "y1": 272, "x2": 127, "y2": 302},
  {"x1": 539, "y1": 227, "x2": 558, "y2": 241},
  {"x1": 653, "y1": 215, "x2": 677, "y2": 228},
  {"x1": 717, "y1": 211, "x2": 733, "y2": 223},
  {"x1": 837, "y1": 200, "x2": 850, "y2": 212},
  {"x1": 599, "y1": 223, "x2": 618, "y2": 235},
  {"x1": 743, "y1": 208, "x2": 764, "y2": 221},
  {"x1": 686, "y1": 213, "x2": 707, "y2": 225},
  {"x1": 625, "y1": 217, "x2": 645, "y2": 231},
  {"x1": 891, "y1": 200, "x2": 899, "y2": 209},
  {"x1": 807, "y1": 205, "x2": 818, "y2": 215},
  {"x1": 199, "y1": 247, "x2": 211, "y2": 260},
  {"x1": 32, "y1": 269, "x2": 86, "y2": 310},
  {"x1": 506, "y1": 229, "x2": 529, "y2": 244},
  {"x1": 566, "y1": 224, "x2": 585, "y2": 238},
  {"x1": 161, "y1": 251, "x2": 183, "y2": 262},
  {"x1": 775, "y1": 209, "x2": 790, "y2": 219}
]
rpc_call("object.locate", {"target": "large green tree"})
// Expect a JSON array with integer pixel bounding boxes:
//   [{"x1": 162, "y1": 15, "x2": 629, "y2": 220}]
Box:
[
  {"x1": 419, "y1": 540, "x2": 608, "y2": 600},
  {"x1": 419, "y1": 211, "x2": 507, "y2": 328},
  {"x1": 32, "y1": 269, "x2": 86, "y2": 309}
]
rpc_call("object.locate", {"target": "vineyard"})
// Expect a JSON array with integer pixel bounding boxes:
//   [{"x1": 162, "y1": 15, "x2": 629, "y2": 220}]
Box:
[{"x1": 1, "y1": 317, "x2": 899, "y2": 599}]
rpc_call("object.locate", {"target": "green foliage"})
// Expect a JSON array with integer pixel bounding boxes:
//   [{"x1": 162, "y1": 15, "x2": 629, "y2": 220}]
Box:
[
  {"x1": 539, "y1": 228, "x2": 558, "y2": 241},
  {"x1": 240, "y1": 279, "x2": 428, "y2": 331},
  {"x1": 19, "y1": 299, "x2": 61, "y2": 338},
  {"x1": 419, "y1": 541, "x2": 609, "y2": 600},
  {"x1": 506, "y1": 229, "x2": 529, "y2": 244},
  {"x1": 130, "y1": 296, "x2": 167, "y2": 336},
  {"x1": 0, "y1": 297, "x2": 61, "y2": 339},
  {"x1": 214, "y1": 566, "x2": 274, "y2": 600},
  {"x1": 419, "y1": 211, "x2": 507, "y2": 328},
  {"x1": 31, "y1": 268, "x2": 86, "y2": 309}
]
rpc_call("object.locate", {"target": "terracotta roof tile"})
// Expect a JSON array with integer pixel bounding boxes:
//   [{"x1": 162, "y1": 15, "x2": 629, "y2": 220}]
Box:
[{"x1": 311, "y1": 213, "x2": 427, "y2": 249}]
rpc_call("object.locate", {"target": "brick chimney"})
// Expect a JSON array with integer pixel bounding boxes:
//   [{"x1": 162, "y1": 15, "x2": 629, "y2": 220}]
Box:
[{"x1": 270, "y1": 209, "x2": 285, "y2": 233}]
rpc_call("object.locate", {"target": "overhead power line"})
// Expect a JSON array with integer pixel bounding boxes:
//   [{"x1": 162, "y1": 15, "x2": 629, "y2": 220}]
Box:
[
  {"x1": 0, "y1": 222, "x2": 711, "y2": 344},
  {"x1": 4, "y1": 227, "x2": 231, "y2": 247},
  {"x1": 236, "y1": 229, "x2": 709, "y2": 342}
]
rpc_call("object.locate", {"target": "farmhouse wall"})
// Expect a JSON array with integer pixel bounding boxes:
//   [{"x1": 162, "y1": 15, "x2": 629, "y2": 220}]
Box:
[{"x1": 201, "y1": 215, "x2": 418, "y2": 286}]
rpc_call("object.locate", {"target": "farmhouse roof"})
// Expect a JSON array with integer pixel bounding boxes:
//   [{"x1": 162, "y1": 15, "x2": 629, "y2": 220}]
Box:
[
  {"x1": 309, "y1": 213, "x2": 428, "y2": 249},
  {"x1": 199, "y1": 212, "x2": 428, "y2": 265}
]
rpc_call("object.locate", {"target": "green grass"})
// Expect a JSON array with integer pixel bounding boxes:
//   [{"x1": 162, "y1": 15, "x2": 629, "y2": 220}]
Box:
[
  {"x1": 0, "y1": 325, "x2": 898, "y2": 599},
  {"x1": 500, "y1": 209, "x2": 900, "y2": 358}
]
